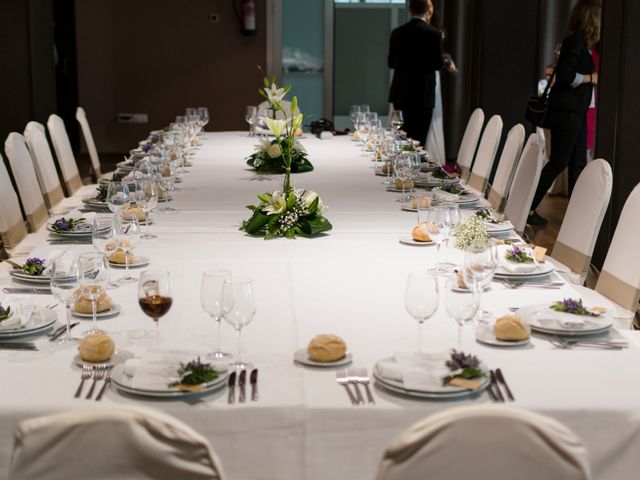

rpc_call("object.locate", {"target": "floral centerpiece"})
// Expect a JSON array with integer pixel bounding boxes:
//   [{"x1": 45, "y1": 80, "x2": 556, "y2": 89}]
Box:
[
  {"x1": 504, "y1": 246, "x2": 534, "y2": 263},
  {"x1": 455, "y1": 215, "x2": 488, "y2": 251},
  {"x1": 241, "y1": 79, "x2": 332, "y2": 239}
]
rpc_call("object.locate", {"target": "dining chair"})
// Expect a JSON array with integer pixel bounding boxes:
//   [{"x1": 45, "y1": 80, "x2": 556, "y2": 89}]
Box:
[
  {"x1": 0, "y1": 153, "x2": 28, "y2": 249},
  {"x1": 376, "y1": 405, "x2": 591, "y2": 480},
  {"x1": 466, "y1": 114, "x2": 503, "y2": 193},
  {"x1": 76, "y1": 106, "x2": 111, "y2": 181},
  {"x1": 9, "y1": 406, "x2": 226, "y2": 480},
  {"x1": 4, "y1": 133, "x2": 49, "y2": 232},
  {"x1": 503, "y1": 134, "x2": 541, "y2": 234},
  {"x1": 486, "y1": 123, "x2": 525, "y2": 212},
  {"x1": 24, "y1": 121, "x2": 65, "y2": 210},
  {"x1": 47, "y1": 114, "x2": 83, "y2": 196},
  {"x1": 455, "y1": 107, "x2": 484, "y2": 183},
  {"x1": 549, "y1": 159, "x2": 612, "y2": 285}
]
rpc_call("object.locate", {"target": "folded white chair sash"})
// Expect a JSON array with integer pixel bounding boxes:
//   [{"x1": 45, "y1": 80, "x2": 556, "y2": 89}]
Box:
[
  {"x1": 486, "y1": 186, "x2": 508, "y2": 212},
  {"x1": 487, "y1": 123, "x2": 525, "y2": 212},
  {"x1": 376, "y1": 405, "x2": 591, "y2": 480},
  {"x1": 9, "y1": 406, "x2": 225, "y2": 480},
  {"x1": 47, "y1": 114, "x2": 82, "y2": 196},
  {"x1": 467, "y1": 172, "x2": 487, "y2": 194},
  {"x1": 24, "y1": 121, "x2": 64, "y2": 209}
]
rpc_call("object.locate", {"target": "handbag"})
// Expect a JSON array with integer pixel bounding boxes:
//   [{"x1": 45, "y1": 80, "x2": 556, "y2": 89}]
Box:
[{"x1": 525, "y1": 71, "x2": 555, "y2": 127}]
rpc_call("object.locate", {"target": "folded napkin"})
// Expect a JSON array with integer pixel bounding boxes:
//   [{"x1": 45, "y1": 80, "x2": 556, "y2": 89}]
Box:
[
  {"x1": 554, "y1": 312, "x2": 587, "y2": 328},
  {"x1": 319, "y1": 131, "x2": 333, "y2": 140},
  {"x1": 43, "y1": 249, "x2": 74, "y2": 275},
  {"x1": 501, "y1": 259, "x2": 538, "y2": 274},
  {"x1": 66, "y1": 209, "x2": 96, "y2": 225},
  {"x1": 377, "y1": 351, "x2": 449, "y2": 390},
  {"x1": 123, "y1": 353, "x2": 180, "y2": 390},
  {"x1": 433, "y1": 190, "x2": 459, "y2": 202}
]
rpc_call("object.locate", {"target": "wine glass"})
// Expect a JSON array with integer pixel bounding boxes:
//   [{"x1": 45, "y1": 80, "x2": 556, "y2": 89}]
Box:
[
  {"x1": 463, "y1": 240, "x2": 499, "y2": 323},
  {"x1": 158, "y1": 161, "x2": 176, "y2": 212},
  {"x1": 138, "y1": 270, "x2": 172, "y2": 344},
  {"x1": 405, "y1": 271, "x2": 439, "y2": 352},
  {"x1": 438, "y1": 203, "x2": 461, "y2": 271},
  {"x1": 135, "y1": 180, "x2": 158, "y2": 239},
  {"x1": 78, "y1": 253, "x2": 110, "y2": 334},
  {"x1": 444, "y1": 275, "x2": 479, "y2": 346},
  {"x1": 349, "y1": 105, "x2": 361, "y2": 128},
  {"x1": 107, "y1": 181, "x2": 130, "y2": 218},
  {"x1": 427, "y1": 206, "x2": 452, "y2": 271},
  {"x1": 92, "y1": 216, "x2": 118, "y2": 257},
  {"x1": 50, "y1": 257, "x2": 81, "y2": 343},
  {"x1": 394, "y1": 154, "x2": 413, "y2": 202},
  {"x1": 198, "y1": 106, "x2": 210, "y2": 129},
  {"x1": 115, "y1": 216, "x2": 140, "y2": 284},
  {"x1": 133, "y1": 159, "x2": 155, "y2": 182},
  {"x1": 201, "y1": 270, "x2": 232, "y2": 360},
  {"x1": 221, "y1": 277, "x2": 256, "y2": 370},
  {"x1": 390, "y1": 110, "x2": 404, "y2": 131},
  {"x1": 245, "y1": 106, "x2": 258, "y2": 136}
]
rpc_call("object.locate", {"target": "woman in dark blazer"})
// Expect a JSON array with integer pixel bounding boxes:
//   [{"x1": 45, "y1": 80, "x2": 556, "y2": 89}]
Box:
[{"x1": 528, "y1": 0, "x2": 601, "y2": 225}]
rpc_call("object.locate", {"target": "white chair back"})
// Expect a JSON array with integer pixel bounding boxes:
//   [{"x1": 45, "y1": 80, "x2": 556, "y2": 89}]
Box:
[
  {"x1": 9, "y1": 406, "x2": 225, "y2": 480},
  {"x1": 595, "y1": 183, "x2": 640, "y2": 313},
  {"x1": 467, "y1": 114, "x2": 503, "y2": 192},
  {"x1": 76, "y1": 106, "x2": 101, "y2": 178},
  {"x1": 47, "y1": 114, "x2": 82, "y2": 195},
  {"x1": 552, "y1": 159, "x2": 612, "y2": 278},
  {"x1": 0, "y1": 154, "x2": 27, "y2": 248},
  {"x1": 503, "y1": 134, "x2": 542, "y2": 233},
  {"x1": 257, "y1": 100, "x2": 300, "y2": 121},
  {"x1": 376, "y1": 405, "x2": 591, "y2": 480},
  {"x1": 24, "y1": 121, "x2": 65, "y2": 209},
  {"x1": 456, "y1": 107, "x2": 484, "y2": 182},
  {"x1": 4, "y1": 133, "x2": 49, "y2": 232},
  {"x1": 487, "y1": 123, "x2": 525, "y2": 212}
]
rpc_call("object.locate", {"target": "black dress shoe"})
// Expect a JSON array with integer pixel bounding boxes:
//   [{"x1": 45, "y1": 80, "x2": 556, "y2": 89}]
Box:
[{"x1": 527, "y1": 212, "x2": 548, "y2": 225}]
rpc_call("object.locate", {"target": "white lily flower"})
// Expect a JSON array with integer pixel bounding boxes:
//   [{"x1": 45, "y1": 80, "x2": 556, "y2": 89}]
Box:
[
  {"x1": 266, "y1": 143, "x2": 282, "y2": 158},
  {"x1": 254, "y1": 137, "x2": 271, "y2": 154},
  {"x1": 265, "y1": 84, "x2": 286, "y2": 104},
  {"x1": 261, "y1": 117, "x2": 290, "y2": 140},
  {"x1": 264, "y1": 190, "x2": 287, "y2": 215}
]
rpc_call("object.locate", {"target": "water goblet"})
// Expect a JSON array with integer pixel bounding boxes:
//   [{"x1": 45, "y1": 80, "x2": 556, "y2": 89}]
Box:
[
  {"x1": 138, "y1": 270, "x2": 172, "y2": 344},
  {"x1": 198, "y1": 106, "x2": 210, "y2": 129},
  {"x1": 394, "y1": 153, "x2": 413, "y2": 202},
  {"x1": 78, "y1": 252, "x2": 110, "y2": 335},
  {"x1": 135, "y1": 180, "x2": 158, "y2": 239},
  {"x1": 50, "y1": 257, "x2": 81, "y2": 343},
  {"x1": 245, "y1": 106, "x2": 258, "y2": 136},
  {"x1": 115, "y1": 216, "x2": 140, "y2": 284},
  {"x1": 405, "y1": 271, "x2": 439, "y2": 352},
  {"x1": 463, "y1": 240, "x2": 499, "y2": 323},
  {"x1": 426, "y1": 206, "x2": 452, "y2": 271},
  {"x1": 107, "y1": 181, "x2": 130, "y2": 218},
  {"x1": 221, "y1": 277, "x2": 256, "y2": 370},
  {"x1": 390, "y1": 110, "x2": 404, "y2": 131},
  {"x1": 201, "y1": 270, "x2": 233, "y2": 360},
  {"x1": 444, "y1": 275, "x2": 479, "y2": 346}
]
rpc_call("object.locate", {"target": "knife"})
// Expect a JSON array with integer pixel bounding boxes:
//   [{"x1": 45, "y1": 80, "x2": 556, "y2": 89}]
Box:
[
  {"x1": 490, "y1": 370, "x2": 505, "y2": 402},
  {"x1": 496, "y1": 368, "x2": 515, "y2": 401},
  {"x1": 227, "y1": 371, "x2": 237, "y2": 404},
  {"x1": 2, "y1": 288, "x2": 52, "y2": 295},
  {"x1": 238, "y1": 369, "x2": 247, "y2": 403},
  {"x1": 48, "y1": 322, "x2": 79, "y2": 342},
  {"x1": 0, "y1": 342, "x2": 37, "y2": 350},
  {"x1": 250, "y1": 368, "x2": 258, "y2": 401}
]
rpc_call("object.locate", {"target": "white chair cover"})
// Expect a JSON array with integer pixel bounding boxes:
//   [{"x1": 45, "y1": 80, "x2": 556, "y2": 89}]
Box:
[
  {"x1": 467, "y1": 114, "x2": 503, "y2": 192},
  {"x1": 47, "y1": 114, "x2": 82, "y2": 195},
  {"x1": 376, "y1": 405, "x2": 591, "y2": 480},
  {"x1": 0, "y1": 154, "x2": 27, "y2": 248},
  {"x1": 487, "y1": 123, "x2": 525, "y2": 212},
  {"x1": 4, "y1": 133, "x2": 48, "y2": 232},
  {"x1": 76, "y1": 106, "x2": 102, "y2": 178},
  {"x1": 503, "y1": 134, "x2": 541, "y2": 233},
  {"x1": 550, "y1": 159, "x2": 612, "y2": 283},
  {"x1": 24, "y1": 121, "x2": 65, "y2": 209},
  {"x1": 425, "y1": 71, "x2": 446, "y2": 165},
  {"x1": 9, "y1": 406, "x2": 225, "y2": 480},
  {"x1": 456, "y1": 108, "x2": 484, "y2": 182}
]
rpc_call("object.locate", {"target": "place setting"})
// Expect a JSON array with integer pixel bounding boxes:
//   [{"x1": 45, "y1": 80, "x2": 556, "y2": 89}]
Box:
[{"x1": 0, "y1": 298, "x2": 57, "y2": 343}]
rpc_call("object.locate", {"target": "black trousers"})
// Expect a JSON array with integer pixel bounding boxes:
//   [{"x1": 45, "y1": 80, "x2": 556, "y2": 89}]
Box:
[
  {"x1": 530, "y1": 109, "x2": 587, "y2": 211},
  {"x1": 400, "y1": 107, "x2": 433, "y2": 147}
]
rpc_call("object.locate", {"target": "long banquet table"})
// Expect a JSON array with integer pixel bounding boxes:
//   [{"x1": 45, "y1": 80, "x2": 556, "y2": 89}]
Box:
[{"x1": 1, "y1": 132, "x2": 640, "y2": 479}]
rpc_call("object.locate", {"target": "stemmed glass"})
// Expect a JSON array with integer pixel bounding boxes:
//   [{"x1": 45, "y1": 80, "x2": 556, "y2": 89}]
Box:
[
  {"x1": 198, "y1": 107, "x2": 210, "y2": 130},
  {"x1": 427, "y1": 206, "x2": 452, "y2": 271},
  {"x1": 115, "y1": 216, "x2": 140, "y2": 284},
  {"x1": 394, "y1": 154, "x2": 413, "y2": 202},
  {"x1": 138, "y1": 270, "x2": 172, "y2": 345},
  {"x1": 444, "y1": 275, "x2": 479, "y2": 346},
  {"x1": 221, "y1": 277, "x2": 256, "y2": 370},
  {"x1": 50, "y1": 257, "x2": 81, "y2": 343},
  {"x1": 463, "y1": 240, "x2": 499, "y2": 323},
  {"x1": 78, "y1": 252, "x2": 110, "y2": 334},
  {"x1": 107, "y1": 181, "x2": 130, "y2": 218},
  {"x1": 349, "y1": 105, "x2": 361, "y2": 129},
  {"x1": 438, "y1": 203, "x2": 461, "y2": 271},
  {"x1": 404, "y1": 271, "x2": 439, "y2": 352},
  {"x1": 390, "y1": 110, "x2": 404, "y2": 131},
  {"x1": 245, "y1": 106, "x2": 258, "y2": 136},
  {"x1": 158, "y1": 161, "x2": 176, "y2": 212},
  {"x1": 201, "y1": 270, "x2": 232, "y2": 360},
  {"x1": 135, "y1": 180, "x2": 158, "y2": 239}
]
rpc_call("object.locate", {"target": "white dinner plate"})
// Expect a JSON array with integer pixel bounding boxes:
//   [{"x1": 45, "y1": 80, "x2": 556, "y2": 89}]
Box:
[
  {"x1": 485, "y1": 221, "x2": 514, "y2": 234},
  {"x1": 494, "y1": 262, "x2": 555, "y2": 278},
  {"x1": 81, "y1": 197, "x2": 110, "y2": 210},
  {"x1": 398, "y1": 237, "x2": 435, "y2": 247},
  {"x1": 400, "y1": 204, "x2": 419, "y2": 212},
  {"x1": 293, "y1": 348, "x2": 353, "y2": 368},
  {"x1": 46, "y1": 223, "x2": 110, "y2": 238},
  {"x1": 110, "y1": 363, "x2": 228, "y2": 398},
  {"x1": 475, "y1": 325, "x2": 530, "y2": 347},
  {"x1": 386, "y1": 186, "x2": 419, "y2": 193},
  {"x1": 518, "y1": 305, "x2": 613, "y2": 336},
  {"x1": 9, "y1": 270, "x2": 51, "y2": 284},
  {"x1": 73, "y1": 349, "x2": 134, "y2": 368},
  {"x1": 108, "y1": 256, "x2": 150, "y2": 269},
  {"x1": 71, "y1": 304, "x2": 122, "y2": 319},
  {"x1": 0, "y1": 307, "x2": 56, "y2": 338}
]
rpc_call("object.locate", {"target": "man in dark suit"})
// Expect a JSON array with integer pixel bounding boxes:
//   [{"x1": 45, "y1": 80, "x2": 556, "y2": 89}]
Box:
[{"x1": 388, "y1": 0, "x2": 444, "y2": 146}]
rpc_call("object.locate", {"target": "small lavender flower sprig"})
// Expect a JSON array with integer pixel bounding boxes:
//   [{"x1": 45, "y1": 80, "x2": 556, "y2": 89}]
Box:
[
  {"x1": 441, "y1": 183, "x2": 467, "y2": 195},
  {"x1": 168, "y1": 357, "x2": 218, "y2": 387},
  {"x1": 505, "y1": 246, "x2": 534, "y2": 263},
  {"x1": 52, "y1": 217, "x2": 86, "y2": 233},
  {"x1": 550, "y1": 298, "x2": 590, "y2": 316},
  {"x1": 442, "y1": 349, "x2": 485, "y2": 385},
  {"x1": 23, "y1": 258, "x2": 45, "y2": 276},
  {"x1": 0, "y1": 304, "x2": 11, "y2": 322},
  {"x1": 431, "y1": 167, "x2": 452, "y2": 180}
]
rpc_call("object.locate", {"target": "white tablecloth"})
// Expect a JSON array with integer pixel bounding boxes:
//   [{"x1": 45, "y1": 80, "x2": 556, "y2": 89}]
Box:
[{"x1": 1, "y1": 132, "x2": 639, "y2": 479}]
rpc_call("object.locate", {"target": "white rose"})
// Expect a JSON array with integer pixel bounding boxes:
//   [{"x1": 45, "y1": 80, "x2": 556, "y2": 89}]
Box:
[
  {"x1": 301, "y1": 190, "x2": 318, "y2": 207},
  {"x1": 266, "y1": 143, "x2": 282, "y2": 158}
]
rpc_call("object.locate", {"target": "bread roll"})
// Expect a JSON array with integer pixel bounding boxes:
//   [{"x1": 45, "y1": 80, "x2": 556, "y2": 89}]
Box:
[
  {"x1": 74, "y1": 289, "x2": 113, "y2": 314},
  {"x1": 456, "y1": 269, "x2": 467, "y2": 289},
  {"x1": 411, "y1": 223, "x2": 432, "y2": 242},
  {"x1": 395, "y1": 178, "x2": 413, "y2": 189},
  {"x1": 78, "y1": 332, "x2": 115, "y2": 363},
  {"x1": 493, "y1": 315, "x2": 530, "y2": 341},
  {"x1": 307, "y1": 334, "x2": 347, "y2": 362},
  {"x1": 412, "y1": 196, "x2": 431, "y2": 209},
  {"x1": 109, "y1": 249, "x2": 135, "y2": 265},
  {"x1": 122, "y1": 206, "x2": 146, "y2": 222}
]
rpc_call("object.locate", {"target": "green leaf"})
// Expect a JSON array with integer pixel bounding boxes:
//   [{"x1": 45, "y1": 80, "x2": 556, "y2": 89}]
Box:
[
  {"x1": 299, "y1": 216, "x2": 332, "y2": 236},
  {"x1": 256, "y1": 193, "x2": 271, "y2": 203},
  {"x1": 307, "y1": 196, "x2": 319, "y2": 214},
  {"x1": 241, "y1": 211, "x2": 270, "y2": 235},
  {"x1": 263, "y1": 77, "x2": 270, "y2": 88},
  {"x1": 290, "y1": 96, "x2": 297, "y2": 116},
  {"x1": 283, "y1": 83, "x2": 292, "y2": 94}
]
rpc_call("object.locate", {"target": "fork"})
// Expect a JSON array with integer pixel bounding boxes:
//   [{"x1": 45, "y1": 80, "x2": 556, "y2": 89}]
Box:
[
  {"x1": 74, "y1": 365, "x2": 92, "y2": 398},
  {"x1": 95, "y1": 368, "x2": 112, "y2": 401},
  {"x1": 347, "y1": 368, "x2": 365, "y2": 404},
  {"x1": 503, "y1": 280, "x2": 563, "y2": 289},
  {"x1": 549, "y1": 335, "x2": 628, "y2": 350},
  {"x1": 353, "y1": 368, "x2": 375, "y2": 405},
  {"x1": 86, "y1": 367, "x2": 107, "y2": 399},
  {"x1": 336, "y1": 370, "x2": 358, "y2": 405}
]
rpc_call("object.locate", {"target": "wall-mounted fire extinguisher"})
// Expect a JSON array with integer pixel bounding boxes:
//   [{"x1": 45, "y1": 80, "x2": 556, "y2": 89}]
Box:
[{"x1": 233, "y1": 0, "x2": 256, "y2": 36}]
